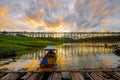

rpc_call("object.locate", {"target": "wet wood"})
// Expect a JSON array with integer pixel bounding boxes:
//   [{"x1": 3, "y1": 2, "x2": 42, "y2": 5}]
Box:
[
  {"x1": 113, "y1": 72, "x2": 120, "y2": 78},
  {"x1": 0, "y1": 68, "x2": 8, "y2": 72},
  {"x1": 1, "y1": 72, "x2": 24, "y2": 80},
  {"x1": 112, "y1": 72, "x2": 120, "y2": 80},
  {"x1": 0, "y1": 68, "x2": 8, "y2": 78},
  {"x1": 48, "y1": 73, "x2": 53, "y2": 80},
  {"x1": 1, "y1": 73, "x2": 13, "y2": 80},
  {"x1": 86, "y1": 72, "x2": 94, "y2": 80},
  {"x1": 70, "y1": 72, "x2": 80, "y2": 80},
  {"x1": 38, "y1": 74, "x2": 44, "y2": 80},
  {"x1": 0, "y1": 73, "x2": 7, "y2": 78},
  {"x1": 52, "y1": 72, "x2": 61, "y2": 80},
  {"x1": 104, "y1": 71, "x2": 120, "y2": 80},
  {"x1": 27, "y1": 73, "x2": 38, "y2": 80},
  {"x1": 1, "y1": 68, "x2": 120, "y2": 72},
  {"x1": 0, "y1": 68, "x2": 120, "y2": 80},
  {"x1": 20, "y1": 72, "x2": 32, "y2": 80},
  {"x1": 76, "y1": 72, "x2": 84, "y2": 80}
]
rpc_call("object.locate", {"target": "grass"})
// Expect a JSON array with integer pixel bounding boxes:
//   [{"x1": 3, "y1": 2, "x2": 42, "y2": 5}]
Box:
[
  {"x1": 0, "y1": 34, "x2": 62, "y2": 55},
  {"x1": 0, "y1": 34, "x2": 120, "y2": 55}
]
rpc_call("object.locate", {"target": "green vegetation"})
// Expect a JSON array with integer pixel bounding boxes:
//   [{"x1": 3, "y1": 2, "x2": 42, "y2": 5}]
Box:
[
  {"x1": 0, "y1": 34, "x2": 120, "y2": 55},
  {"x1": 0, "y1": 34, "x2": 62, "y2": 54}
]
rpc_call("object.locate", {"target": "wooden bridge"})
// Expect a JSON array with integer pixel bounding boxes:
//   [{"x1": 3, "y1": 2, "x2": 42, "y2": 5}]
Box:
[
  {"x1": 0, "y1": 32, "x2": 120, "y2": 38},
  {"x1": 0, "y1": 68, "x2": 120, "y2": 80}
]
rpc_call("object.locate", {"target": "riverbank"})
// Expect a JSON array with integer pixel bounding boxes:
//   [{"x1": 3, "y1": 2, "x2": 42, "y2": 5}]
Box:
[
  {"x1": 0, "y1": 34, "x2": 120, "y2": 56},
  {"x1": 0, "y1": 34, "x2": 62, "y2": 56}
]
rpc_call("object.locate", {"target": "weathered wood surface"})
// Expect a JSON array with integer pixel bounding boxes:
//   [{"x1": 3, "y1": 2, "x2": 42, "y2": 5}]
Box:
[
  {"x1": 87, "y1": 72, "x2": 107, "y2": 80},
  {"x1": 1, "y1": 68, "x2": 120, "y2": 72},
  {"x1": 0, "y1": 68, "x2": 120, "y2": 80}
]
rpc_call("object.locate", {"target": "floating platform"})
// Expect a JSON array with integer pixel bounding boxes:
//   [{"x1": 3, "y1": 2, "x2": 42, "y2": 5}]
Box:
[{"x1": 0, "y1": 68, "x2": 120, "y2": 80}]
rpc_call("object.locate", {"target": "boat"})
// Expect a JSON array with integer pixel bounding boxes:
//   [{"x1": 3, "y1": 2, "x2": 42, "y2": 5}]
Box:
[{"x1": 40, "y1": 46, "x2": 57, "y2": 70}]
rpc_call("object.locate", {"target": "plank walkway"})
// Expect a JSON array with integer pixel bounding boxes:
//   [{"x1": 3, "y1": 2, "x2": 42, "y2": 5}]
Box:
[{"x1": 0, "y1": 68, "x2": 120, "y2": 80}]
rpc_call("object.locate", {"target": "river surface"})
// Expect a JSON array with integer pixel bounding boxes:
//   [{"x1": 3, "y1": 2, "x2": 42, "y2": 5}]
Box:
[{"x1": 0, "y1": 43, "x2": 120, "y2": 71}]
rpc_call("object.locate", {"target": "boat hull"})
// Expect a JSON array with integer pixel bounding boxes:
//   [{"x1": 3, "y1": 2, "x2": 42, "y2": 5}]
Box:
[{"x1": 40, "y1": 51, "x2": 57, "y2": 69}]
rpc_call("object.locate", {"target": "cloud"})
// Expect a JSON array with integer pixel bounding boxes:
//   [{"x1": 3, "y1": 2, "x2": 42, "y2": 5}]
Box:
[
  {"x1": 43, "y1": 0, "x2": 62, "y2": 8},
  {"x1": 23, "y1": 16, "x2": 65, "y2": 31},
  {"x1": 64, "y1": 0, "x2": 111, "y2": 31},
  {"x1": 89, "y1": 0, "x2": 119, "y2": 16},
  {"x1": 0, "y1": 4, "x2": 10, "y2": 29},
  {"x1": 0, "y1": 0, "x2": 120, "y2": 32},
  {"x1": 100, "y1": 20, "x2": 112, "y2": 26},
  {"x1": 101, "y1": 29, "x2": 110, "y2": 32}
]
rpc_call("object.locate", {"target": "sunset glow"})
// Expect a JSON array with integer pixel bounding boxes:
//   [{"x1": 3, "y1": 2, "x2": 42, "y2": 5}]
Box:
[{"x1": 0, "y1": 0, "x2": 120, "y2": 32}]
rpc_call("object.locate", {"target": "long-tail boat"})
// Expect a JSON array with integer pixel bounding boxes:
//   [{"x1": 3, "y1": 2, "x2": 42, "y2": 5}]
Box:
[{"x1": 40, "y1": 46, "x2": 57, "y2": 70}]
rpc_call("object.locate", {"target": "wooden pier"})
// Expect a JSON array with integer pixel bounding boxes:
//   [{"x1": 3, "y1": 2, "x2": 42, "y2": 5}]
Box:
[{"x1": 0, "y1": 68, "x2": 120, "y2": 80}]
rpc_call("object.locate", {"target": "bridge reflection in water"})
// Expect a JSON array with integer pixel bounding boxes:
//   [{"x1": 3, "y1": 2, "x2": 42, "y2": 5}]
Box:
[{"x1": 14, "y1": 42, "x2": 119, "y2": 70}]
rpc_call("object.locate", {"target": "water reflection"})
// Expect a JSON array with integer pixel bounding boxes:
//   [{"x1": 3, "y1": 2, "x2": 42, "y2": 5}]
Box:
[{"x1": 0, "y1": 43, "x2": 120, "y2": 70}]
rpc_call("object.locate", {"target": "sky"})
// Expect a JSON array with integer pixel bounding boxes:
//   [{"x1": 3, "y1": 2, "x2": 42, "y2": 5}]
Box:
[{"x1": 0, "y1": 0, "x2": 120, "y2": 32}]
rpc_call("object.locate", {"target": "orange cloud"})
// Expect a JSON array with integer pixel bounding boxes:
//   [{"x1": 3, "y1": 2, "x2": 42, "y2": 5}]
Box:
[
  {"x1": 23, "y1": 17, "x2": 65, "y2": 32},
  {"x1": 0, "y1": 4, "x2": 10, "y2": 28},
  {"x1": 0, "y1": 4, "x2": 8, "y2": 16},
  {"x1": 101, "y1": 29, "x2": 109, "y2": 32},
  {"x1": 43, "y1": 0, "x2": 61, "y2": 8},
  {"x1": 23, "y1": 9, "x2": 65, "y2": 31},
  {"x1": 100, "y1": 20, "x2": 112, "y2": 26}
]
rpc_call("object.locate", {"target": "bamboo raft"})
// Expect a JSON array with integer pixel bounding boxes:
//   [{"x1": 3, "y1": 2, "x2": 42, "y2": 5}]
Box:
[{"x1": 0, "y1": 68, "x2": 120, "y2": 80}]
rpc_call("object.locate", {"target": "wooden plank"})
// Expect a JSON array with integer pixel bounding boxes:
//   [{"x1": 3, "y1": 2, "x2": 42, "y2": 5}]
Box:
[
  {"x1": 95, "y1": 72, "x2": 107, "y2": 80},
  {"x1": 9, "y1": 73, "x2": 21, "y2": 80},
  {"x1": 90, "y1": 73, "x2": 102, "y2": 80},
  {"x1": 89, "y1": 72, "x2": 107, "y2": 80},
  {"x1": 20, "y1": 72, "x2": 32, "y2": 80},
  {"x1": 38, "y1": 74, "x2": 44, "y2": 80},
  {"x1": 0, "y1": 68, "x2": 8, "y2": 72},
  {"x1": 70, "y1": 72, "x2": 79, "y2": 80},
  {"x1": 86, "y1": 72, "x2": 94, "y2": 80},
  {"x1": 104, "y1": 71, "x2": 120, "y2": 80},
  {"x1": 48, "y1": 73, "x2": 54, "y2": 80},
  {"x1": 0, "y1": 68, "x2": 8, "y2": 78},
  {"x1": 51, "y1": 72, "x2": 61, "y2": 80},
  {"x1": 62, "y1": 72, "x2": 78, "y2": 80},
  {"x1": 76, "y1": 72, "x2": 84, "y2": 80},
  {"x1": 0, "y1": 73, "x2": 7, "y2": 78},
  {"x1": 111, "y1": 72, "x2": 120, "y2": 80},
  {"x1": 51, "y1": 72, "x2": 57, "y2": 80},
  {"x1": 27, "y1": 73, "x2": 38, "y2": 80},
  {"x1": 1, "y1": 73, "x2": 13, "y2": 80},
  {"x1": 1, "y1": 73, "x2": 23, "y2": 80},
  {"x1": 57, "y1": 72, "x2": 62, "y2": 80},
  {"x1": 113, "y1": 72, "x2": 120, "y2": 78}
]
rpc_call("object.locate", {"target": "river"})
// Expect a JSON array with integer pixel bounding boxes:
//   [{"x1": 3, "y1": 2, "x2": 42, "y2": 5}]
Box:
[{"x1": 0, "y1": 43, "x2": 120, "y2": 71}]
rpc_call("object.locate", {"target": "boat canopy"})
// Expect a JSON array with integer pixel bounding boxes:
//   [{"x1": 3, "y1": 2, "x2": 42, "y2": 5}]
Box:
[{"x1": 44, "y1": 46, "x2": 57, "y2": 51}]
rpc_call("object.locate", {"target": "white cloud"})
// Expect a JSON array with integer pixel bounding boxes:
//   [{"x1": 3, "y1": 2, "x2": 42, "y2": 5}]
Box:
[{"x1": 0, "y1": 0, "x2": 120, "y2": 32}]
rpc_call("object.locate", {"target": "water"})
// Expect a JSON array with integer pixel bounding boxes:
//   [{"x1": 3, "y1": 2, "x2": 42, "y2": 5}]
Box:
[{"x1": 0, "y1": 43, "x2": 120, "y2": 70}]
